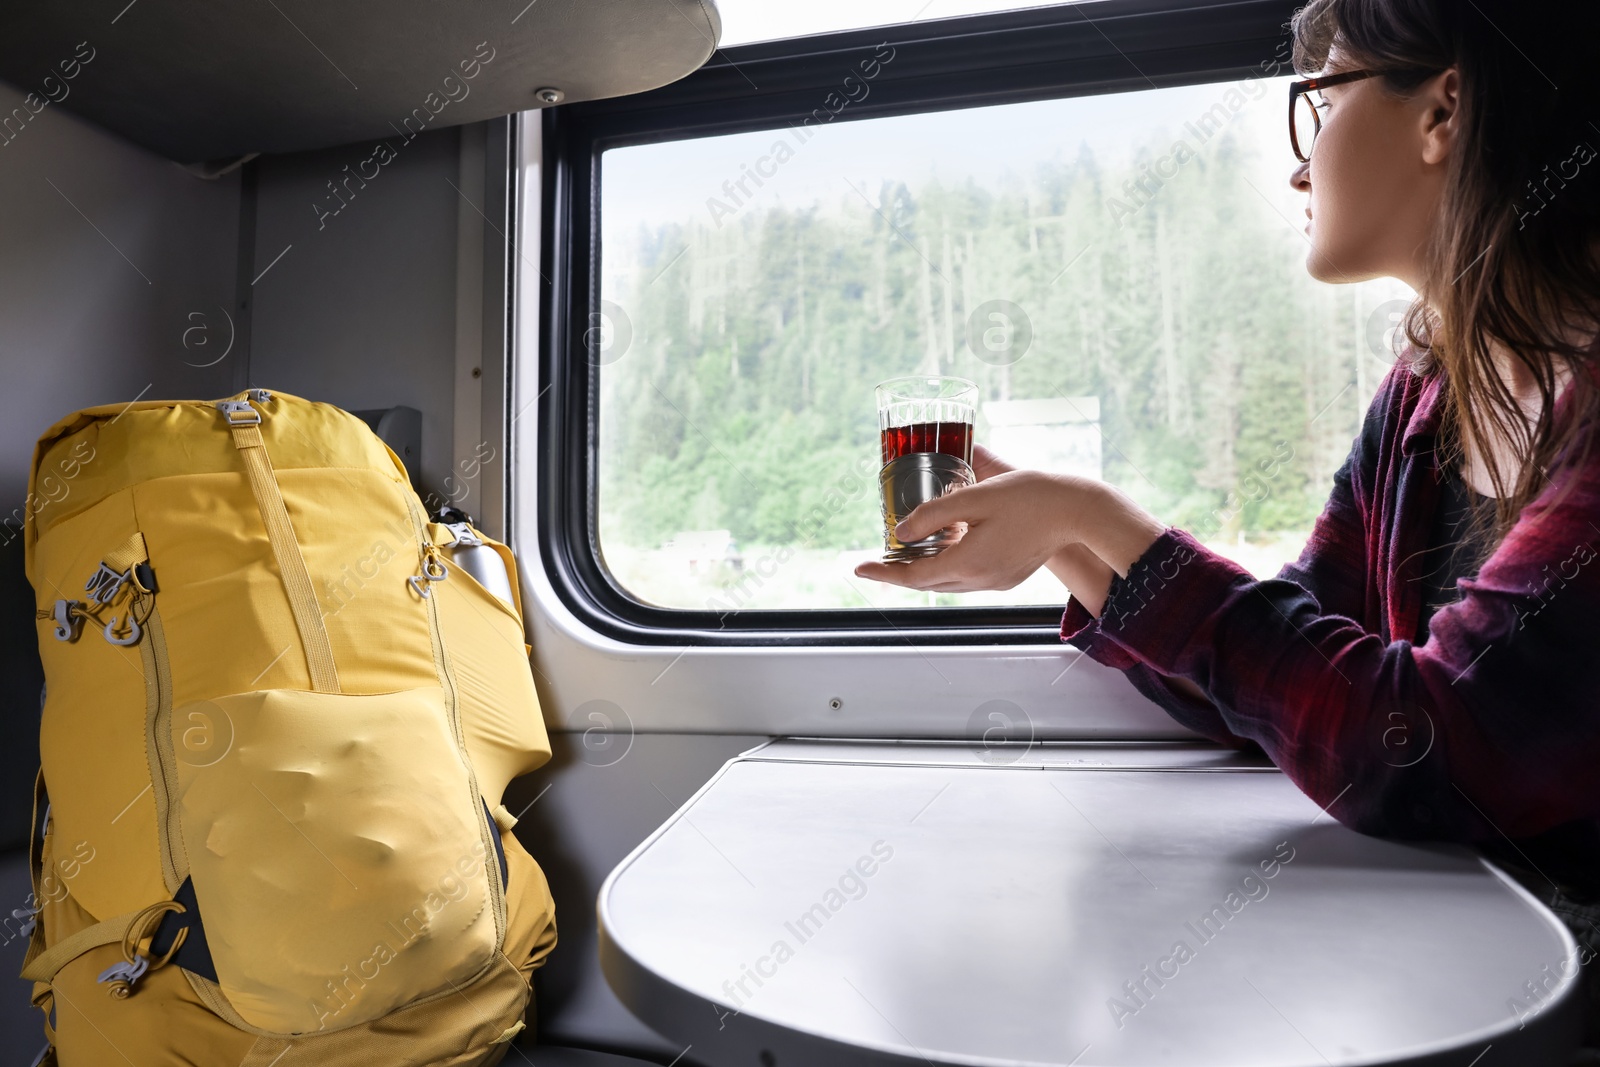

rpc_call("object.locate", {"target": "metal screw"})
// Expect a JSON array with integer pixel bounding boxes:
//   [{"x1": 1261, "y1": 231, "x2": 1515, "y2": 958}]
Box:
[
  {"x1": 471, "y1": 366, "x2": 482, "y2": 379},
  {"x1": 828, "y1": 697, "x2": 843, "y2": 711},
  {"x1": 534, "y1": 87, "x2": 564, "y2": 105}
]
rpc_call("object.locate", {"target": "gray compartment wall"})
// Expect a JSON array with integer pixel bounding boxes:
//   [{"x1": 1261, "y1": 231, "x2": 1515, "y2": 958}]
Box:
[
  {"x1": 0, "y1": 82, "x2": 241, "y2": 511},
  {"x1": 247, "y1": 126, "x2": 461, "y2": 499}
]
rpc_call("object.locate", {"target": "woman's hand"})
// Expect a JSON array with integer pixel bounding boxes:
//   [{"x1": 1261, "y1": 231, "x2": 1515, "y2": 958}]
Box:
[
  {"x1": 853, "y1": 444, "x2": 1166, "y2": 599},
  {"x1": 970, "y1": 442, "x2": 1015, "y2": 480},
  {"x1": 1045, "y1": 542, "x2": 1117, "y2": 617},
  {"x1": 962, "y1": 451, "x2": 1116, "y2": 611},
  {"x1": 854, "y1": 466, "x2": 1087, "y2": 592}
]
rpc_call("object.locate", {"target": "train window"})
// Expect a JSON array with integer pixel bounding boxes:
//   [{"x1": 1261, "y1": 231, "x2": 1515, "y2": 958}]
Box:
[
  {"x1": 592, "y1": 77, "x2": 1413, "y2": 616},
  {"x1": 718, "y1": 2, "x2": 1090, "y2": 48}
]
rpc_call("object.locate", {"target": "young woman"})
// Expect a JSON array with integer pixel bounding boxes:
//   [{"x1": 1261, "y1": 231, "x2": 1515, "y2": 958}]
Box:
[{"x1": 858, "y1": 0, "x2": 1600, "y2": 1050}]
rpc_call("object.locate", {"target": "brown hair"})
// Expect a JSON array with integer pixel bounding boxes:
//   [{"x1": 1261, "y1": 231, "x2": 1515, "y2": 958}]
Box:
[{"x1": 1291, "y1": 0, "x2": 1600, "y2": 554}]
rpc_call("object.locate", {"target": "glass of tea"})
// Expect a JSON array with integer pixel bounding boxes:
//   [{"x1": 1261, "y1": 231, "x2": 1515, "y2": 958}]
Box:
[{"x1": 875, "y1": 375, "x2": 978, "y2": 562}]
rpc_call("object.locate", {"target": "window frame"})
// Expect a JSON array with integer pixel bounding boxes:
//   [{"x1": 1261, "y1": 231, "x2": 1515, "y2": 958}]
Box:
[{"x1": 534, "y1": 0, "x2": 1300, "y2": 648}]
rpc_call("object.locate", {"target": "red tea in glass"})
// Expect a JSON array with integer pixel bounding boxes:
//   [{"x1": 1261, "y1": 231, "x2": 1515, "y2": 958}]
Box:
[
  {"x1": 881, "y1": 421, "x2": 974, "y2": 465},
  {"x1": 876, "y1": 376, "x2": 978, "y2": 464}
]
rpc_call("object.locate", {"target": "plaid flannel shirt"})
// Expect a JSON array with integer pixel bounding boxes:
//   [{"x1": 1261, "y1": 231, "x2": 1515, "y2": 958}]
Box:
[{"x1": 1061, "y1": 360, "x2": 1600, "y2": 894}]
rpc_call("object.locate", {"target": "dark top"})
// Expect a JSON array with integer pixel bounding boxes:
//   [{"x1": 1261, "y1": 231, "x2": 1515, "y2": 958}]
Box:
[{"x1": 1415, "y1": 462, "x2": 1495, "y2": 641}]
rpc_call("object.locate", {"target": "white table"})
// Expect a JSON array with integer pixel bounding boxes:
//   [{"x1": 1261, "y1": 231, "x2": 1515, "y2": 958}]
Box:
[{"x1": 599, "y1": 739, "x2": 1585, "y2": 1066}]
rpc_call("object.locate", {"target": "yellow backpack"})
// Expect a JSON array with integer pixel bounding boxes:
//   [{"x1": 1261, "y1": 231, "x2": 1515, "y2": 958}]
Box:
[{"x1": 20, "y1": 388, "x2": 557, "y2": 1066}]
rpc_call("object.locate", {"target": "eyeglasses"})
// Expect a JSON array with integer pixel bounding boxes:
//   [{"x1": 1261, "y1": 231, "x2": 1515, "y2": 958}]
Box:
[
  {"x1": 1289, "y1": 69, "x2": 1383, "y2": 162},
  {"x1": 1289, "y1": 67, "x2": 1449, "y2": 161}
]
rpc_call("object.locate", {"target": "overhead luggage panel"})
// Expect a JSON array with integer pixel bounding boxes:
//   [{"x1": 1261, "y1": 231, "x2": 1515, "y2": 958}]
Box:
[{"x1": 0, "y1": 0, "x2": 720, "y2": 164}]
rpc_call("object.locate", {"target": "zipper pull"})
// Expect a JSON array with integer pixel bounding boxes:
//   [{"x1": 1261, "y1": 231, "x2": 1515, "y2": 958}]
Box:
[{"x1": 408, "y1": 544, "x2": 450, "y2": 599}]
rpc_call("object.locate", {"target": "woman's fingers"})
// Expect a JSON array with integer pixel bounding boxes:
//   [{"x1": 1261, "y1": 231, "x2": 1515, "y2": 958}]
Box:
[
  {"x1": 851, "y1": 560, "x2": 905, "y2": 584},
  {"x1": 853, "y1": 469, "x2": 1078, "y2": 593},
  {"x1": 971, "y1": 443, "x2": 1014, "y2": 481},
  {"x1": 853, "y1": 545, "x2": 1012, "y2": 592},
  {"x1": 894, "y1": 483, "x2": 985, "y2": 543},
  {"x1": 853, "y1": 553, "x2": 964, "y2": 588}
]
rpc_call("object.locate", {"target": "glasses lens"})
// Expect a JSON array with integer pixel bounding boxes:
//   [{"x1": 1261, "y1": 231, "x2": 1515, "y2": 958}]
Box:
[{"x1": 1292, "y1": 93, "x2": 1320, "y2": 158}]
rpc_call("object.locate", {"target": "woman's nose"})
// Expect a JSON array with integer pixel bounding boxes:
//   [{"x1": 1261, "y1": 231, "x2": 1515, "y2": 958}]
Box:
[{"x1": 1289, "y1": 159, "x2": 1312, "y2": 192}]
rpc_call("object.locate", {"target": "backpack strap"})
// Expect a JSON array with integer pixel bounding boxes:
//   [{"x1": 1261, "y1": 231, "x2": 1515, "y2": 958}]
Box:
[
  {"x1": 21, "y1": 771, "x2": 55, "y2": 1059},
  {"x1": 21, "y1": 898, "x2": 189, "y2": 996},
  {"x1": 22, "y1": 771, "x2": 47, "y2": 972},
  {"x1": 100, "y1": 531, "x2": 149, "y2": 577},
  {"x1": 216, "y1": 395, "x2": 341, "y2": 693},
  {"x1": 19, "y1": 907, "x2": 149, "y2": 985}
]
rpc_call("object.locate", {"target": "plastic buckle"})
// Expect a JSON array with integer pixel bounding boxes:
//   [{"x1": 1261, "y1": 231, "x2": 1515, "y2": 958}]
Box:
[
  {"x1": 97, "y1": 955, "x2": 149, "y2": 998},
  {"x1": 443, "y1": 521, "x2": 482, "y2": 547},
  {"x1": 216, "y1": 400, "x2": 260, "y2": 426},
  {"x1": 247, "y1": 388, "x2": 273, "y2": 404},
  {"x1": 84, "y1": 563, "x2": 131, "y2": 605}
]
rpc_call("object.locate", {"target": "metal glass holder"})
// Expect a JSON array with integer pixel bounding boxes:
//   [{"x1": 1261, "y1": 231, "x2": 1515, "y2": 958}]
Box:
[{"x1": 879, "y1": 452, "x2": 975, "y2": 562}]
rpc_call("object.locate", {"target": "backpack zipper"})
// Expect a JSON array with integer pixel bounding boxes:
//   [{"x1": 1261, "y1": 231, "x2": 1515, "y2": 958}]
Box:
[
  {"x1": 405, "y1": 494, "x2": 508, "y2": 949},
  {"x1": 139, "y1": 603, "x2": 186, "y2": 894}
]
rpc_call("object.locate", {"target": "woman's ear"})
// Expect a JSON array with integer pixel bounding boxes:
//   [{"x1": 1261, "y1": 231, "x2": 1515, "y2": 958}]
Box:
[{"x1": 1418, "y1": 67, "x2": 1460, "y2": 166}]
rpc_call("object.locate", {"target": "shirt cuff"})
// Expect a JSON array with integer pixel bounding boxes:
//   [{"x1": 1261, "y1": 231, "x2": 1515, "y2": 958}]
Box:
[
  {"x1": 1059, "y1": 592, "x2": 1141, "y2": 670},
  {"x1": 1095, "y1": 526, "x2": 1252, "y2": 674}
]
